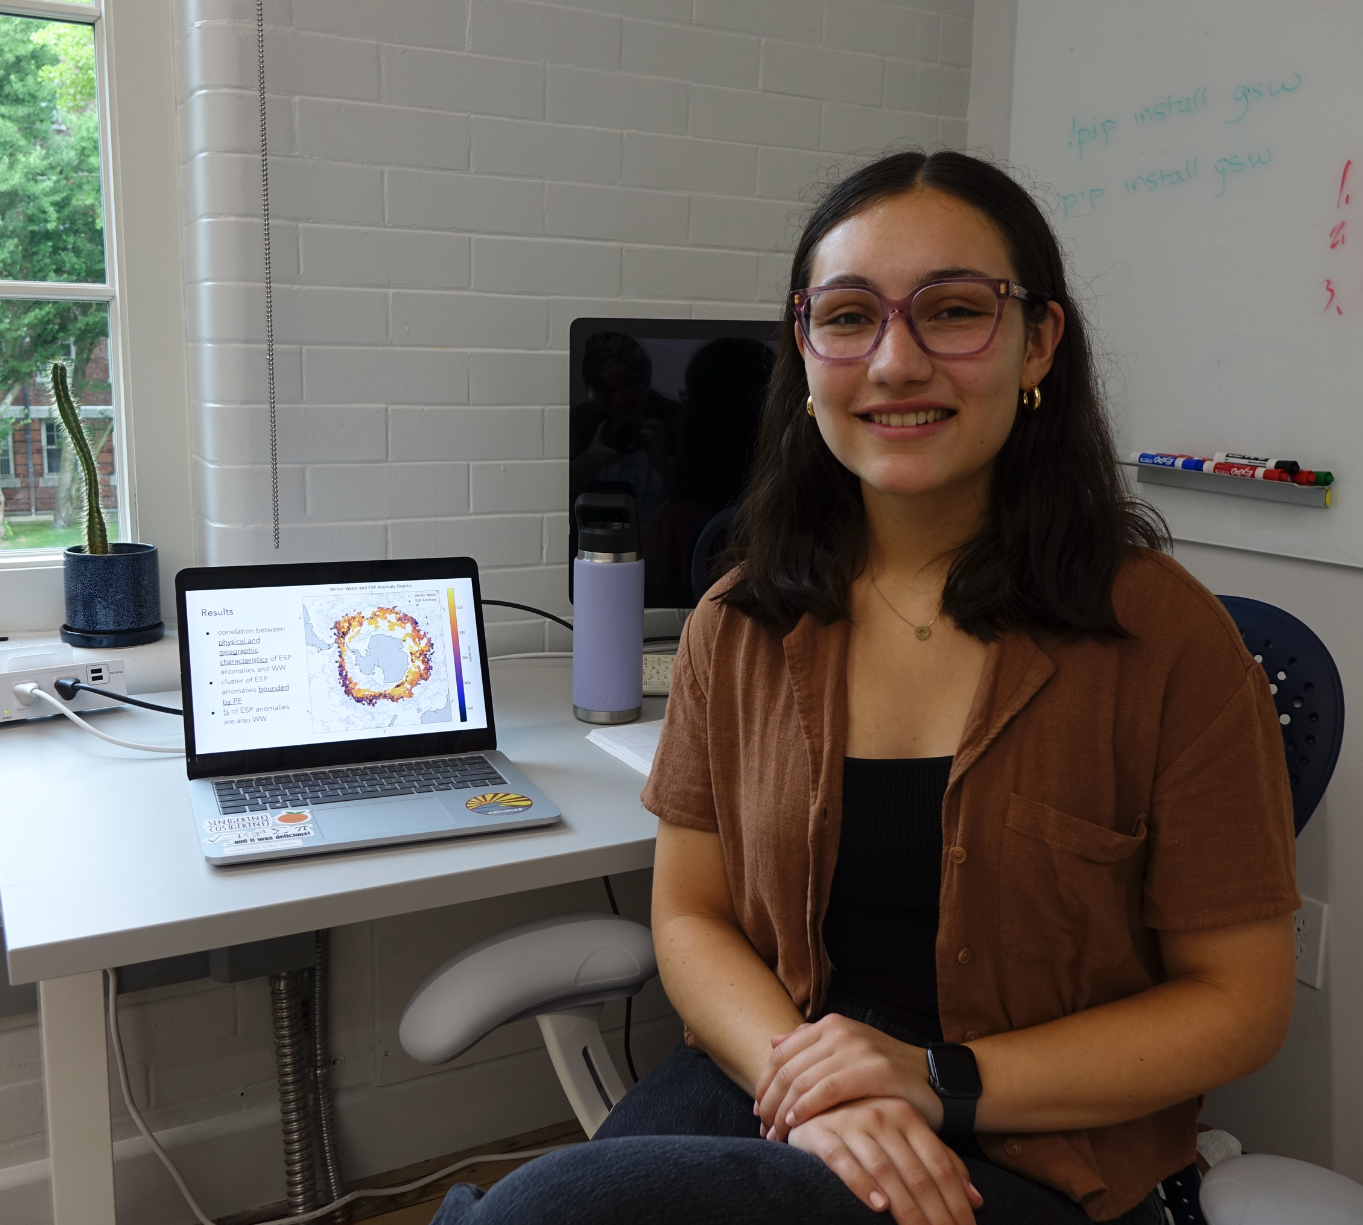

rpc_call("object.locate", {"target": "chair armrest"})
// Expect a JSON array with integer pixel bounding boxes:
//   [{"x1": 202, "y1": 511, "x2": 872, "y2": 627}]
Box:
[{"x1": 399, "y1": 912, "x2": 657, "y2": 1064}]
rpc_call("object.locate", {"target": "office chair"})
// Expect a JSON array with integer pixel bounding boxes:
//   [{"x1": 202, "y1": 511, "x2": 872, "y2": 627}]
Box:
[
  {"x1": 1160, "y1": 596, "x2": 1350, "y2": 1225},
  {"x1": 401, "y1": 597, "x2": 1353, "y2": 1219},
  {"x1": 400, "y1": 913, "x2": 656, "y2": 1137}
]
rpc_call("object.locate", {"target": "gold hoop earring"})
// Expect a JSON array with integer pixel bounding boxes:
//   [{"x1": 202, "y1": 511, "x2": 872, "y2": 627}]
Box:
[
  {"x1": 806, "y1": 396, "x2": 816, "y2": 418},
  {"x1": 1021, "y1": 385, "x2": 1042, "y2": 412}
]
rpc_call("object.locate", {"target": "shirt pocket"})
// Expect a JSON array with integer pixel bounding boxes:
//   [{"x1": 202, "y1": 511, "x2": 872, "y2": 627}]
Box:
[{"x1": 1000, "y1": 794, "x2": 1147, "y2": 970}]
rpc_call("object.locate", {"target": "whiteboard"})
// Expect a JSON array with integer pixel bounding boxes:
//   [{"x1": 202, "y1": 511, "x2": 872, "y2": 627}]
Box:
[{"x1": 1010, "y1": 0, "x2": 1363, "y2": 567}]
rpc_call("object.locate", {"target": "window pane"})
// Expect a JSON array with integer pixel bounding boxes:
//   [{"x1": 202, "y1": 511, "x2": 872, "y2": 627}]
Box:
[
  {"x1": 0, "y1": 14, "x2": 106, "y2": 282},
  {"x1": 1, "y1": 298, "x2": 118, "y2": 552}
]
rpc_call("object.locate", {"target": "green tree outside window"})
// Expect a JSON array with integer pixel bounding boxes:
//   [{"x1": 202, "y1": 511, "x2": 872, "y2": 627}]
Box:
[{"x1": 1, "y1": 14, "x2": 110, "y2": 542}]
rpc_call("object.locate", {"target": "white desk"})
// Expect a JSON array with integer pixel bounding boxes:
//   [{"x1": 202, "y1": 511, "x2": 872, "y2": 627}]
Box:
[{"x1": 0, "y1": 658, "x2": 663, "y2": 1225}]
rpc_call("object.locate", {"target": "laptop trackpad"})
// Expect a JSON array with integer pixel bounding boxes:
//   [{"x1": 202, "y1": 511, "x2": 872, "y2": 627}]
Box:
[{"x1": 317, "y1": 795, "x2": 453, "y2": 841}]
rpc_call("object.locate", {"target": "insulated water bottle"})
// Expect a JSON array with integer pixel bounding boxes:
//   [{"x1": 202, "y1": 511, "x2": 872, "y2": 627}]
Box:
[{"x1": 572, "y1": 492, "x2": 644, "y2": 724}]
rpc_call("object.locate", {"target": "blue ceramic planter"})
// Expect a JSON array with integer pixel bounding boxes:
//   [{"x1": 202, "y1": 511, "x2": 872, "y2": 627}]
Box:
[{"x1": 61, "y1": 542, "x2": 164, "y2": 648}]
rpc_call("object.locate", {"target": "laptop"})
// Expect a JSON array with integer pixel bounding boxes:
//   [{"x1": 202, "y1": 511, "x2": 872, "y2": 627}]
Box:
[{"x1": 176, "y1": 557, "x2": 561, "y2": 865}]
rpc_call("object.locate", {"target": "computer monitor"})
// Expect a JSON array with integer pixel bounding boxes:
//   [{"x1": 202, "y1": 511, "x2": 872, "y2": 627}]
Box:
[{"x1": 568, "y1": 317, "x2": 781, "y2": 609}]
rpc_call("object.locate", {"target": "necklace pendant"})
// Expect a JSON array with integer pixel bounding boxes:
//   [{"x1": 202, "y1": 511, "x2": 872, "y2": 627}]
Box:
[{"x1": 914, "y1": 624, "x2": 931, "y2": 641}]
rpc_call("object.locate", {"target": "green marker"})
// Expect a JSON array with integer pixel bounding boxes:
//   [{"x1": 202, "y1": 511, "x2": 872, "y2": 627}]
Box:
[{"x1": 1316, "y1": 472, "x2": 1334, "y2": 486}]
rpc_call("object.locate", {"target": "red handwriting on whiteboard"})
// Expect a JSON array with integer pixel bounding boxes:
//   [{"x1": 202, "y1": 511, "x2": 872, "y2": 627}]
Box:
[{"x1": 1326, "y1": 161, "x2": 1354, "y2": 314}]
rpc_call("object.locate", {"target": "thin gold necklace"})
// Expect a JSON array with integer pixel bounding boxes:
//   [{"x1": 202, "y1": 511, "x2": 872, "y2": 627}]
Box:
[{"x1": 868, "y1": 569, "x2": 943, "y2": 641}]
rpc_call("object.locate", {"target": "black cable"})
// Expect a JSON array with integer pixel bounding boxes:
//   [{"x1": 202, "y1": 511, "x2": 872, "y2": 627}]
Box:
[
  {"x1": 623, "y1": 998, "x2": 639, "y2": 1084},
  {"x1": 481, "y1": 600, "x2": 574, "y2": 633},
  {"x1": 52, "y1": 678, "x2": 182, "y2": 716},
  {"x1": 601, "y1": 877, "x2": 639, "y2": 1083},
  {"x1": 644, "y1": 636, "x2": 680, "y2": 645}
]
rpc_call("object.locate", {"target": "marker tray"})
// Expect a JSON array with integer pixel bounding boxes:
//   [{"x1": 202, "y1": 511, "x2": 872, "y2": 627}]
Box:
[{"x1": 1133, "y1": 463, "x2": 1331, "y2": 508}]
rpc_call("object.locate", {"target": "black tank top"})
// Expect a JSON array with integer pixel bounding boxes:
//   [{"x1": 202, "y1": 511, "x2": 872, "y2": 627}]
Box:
[{"x1": 821, "y1": 756, "x2": 951, "y2": 1043}]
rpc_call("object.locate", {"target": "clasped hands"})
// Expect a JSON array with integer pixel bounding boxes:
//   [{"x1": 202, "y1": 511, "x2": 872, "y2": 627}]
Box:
[{"x1": 752, "y1": 1014, "x2": 983, "y2": 1225}]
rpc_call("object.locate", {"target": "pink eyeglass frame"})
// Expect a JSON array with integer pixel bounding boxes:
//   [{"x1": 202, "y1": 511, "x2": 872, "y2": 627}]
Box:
[{"x1": 791, "y1": 278, "x2": 1048, "y2": 362}]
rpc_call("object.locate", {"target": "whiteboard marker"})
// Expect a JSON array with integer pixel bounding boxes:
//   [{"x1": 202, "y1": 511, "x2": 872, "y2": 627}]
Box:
[
  {"x1": 1213, "y1": 452, "x2": 1301, "y2": 475},
  {"x1": 1210, "y1": 462, "x2": 1287, "y2": 482},
  {"x1": 1130, "y1": 451, "x2": 1210, "y2": 471}
]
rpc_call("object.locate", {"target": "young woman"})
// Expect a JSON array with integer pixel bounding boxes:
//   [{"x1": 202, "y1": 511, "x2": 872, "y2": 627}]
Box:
[{"x1": 431, "y1": 150, "x2": 1299, "y2": 1225}]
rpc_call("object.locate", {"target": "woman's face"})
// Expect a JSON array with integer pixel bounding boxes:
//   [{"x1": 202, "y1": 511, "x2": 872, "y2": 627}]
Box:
[{"x1": 797, "y1": 188, "x2": 1064, "y2": 505}]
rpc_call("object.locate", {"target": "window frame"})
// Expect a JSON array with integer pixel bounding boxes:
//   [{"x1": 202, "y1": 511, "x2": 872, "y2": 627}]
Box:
[
  {"x1": 0, "y1": 0, "x2": 125, "y2": 563},
  {"x1": 0, "y1": 0, "x2": 193, "y2": 627},
  {"x1": 42, "y1": 421, "x2": 62, "y2": 478}
]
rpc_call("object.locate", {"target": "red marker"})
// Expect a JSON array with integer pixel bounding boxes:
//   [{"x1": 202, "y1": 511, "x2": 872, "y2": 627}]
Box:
[{"x1": 1210, "y1": 462, "x2": 1287, "y2": 481}]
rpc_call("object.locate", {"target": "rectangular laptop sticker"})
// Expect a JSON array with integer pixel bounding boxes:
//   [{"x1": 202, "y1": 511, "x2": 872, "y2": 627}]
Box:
[{"x1": 203, "y1": 809, "x2": 319, "y2": 856}]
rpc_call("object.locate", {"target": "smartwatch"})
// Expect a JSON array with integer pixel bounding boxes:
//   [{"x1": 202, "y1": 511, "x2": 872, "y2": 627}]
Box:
[{"x1": 926, "y1": 1042, "x2": 982, "y2": 1139}]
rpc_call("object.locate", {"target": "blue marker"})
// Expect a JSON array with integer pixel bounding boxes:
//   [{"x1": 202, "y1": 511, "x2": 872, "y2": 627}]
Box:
[{"x1": 1130, "y1": 451, "x2": 1210, "y2": 471}]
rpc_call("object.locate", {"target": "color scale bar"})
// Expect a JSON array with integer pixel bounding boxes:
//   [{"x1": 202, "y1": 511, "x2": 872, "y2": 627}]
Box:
[{"x1": 446, "y1": 588, "x2": 468, "y2": 722}]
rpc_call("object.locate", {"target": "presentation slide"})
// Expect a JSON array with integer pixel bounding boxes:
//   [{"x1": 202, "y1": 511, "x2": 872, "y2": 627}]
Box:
[{"x1": 184, "y1": 577, "x2": 487, "y2": 756}]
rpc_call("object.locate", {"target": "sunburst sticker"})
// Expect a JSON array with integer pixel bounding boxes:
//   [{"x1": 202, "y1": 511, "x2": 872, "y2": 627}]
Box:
[{"x1": 465, "y1": 791, "x2": 534, "y2": 816}]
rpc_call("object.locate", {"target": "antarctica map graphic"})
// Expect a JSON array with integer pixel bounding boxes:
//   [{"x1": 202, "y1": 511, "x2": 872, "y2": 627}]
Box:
[{"x1": 302, "y1": 590, "x2": 454, "y2": 733}]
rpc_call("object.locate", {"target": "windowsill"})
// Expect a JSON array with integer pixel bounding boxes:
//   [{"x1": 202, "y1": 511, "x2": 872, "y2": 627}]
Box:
[{"x1": 0, "y1": 550, "x2": 63, "y2": 571}]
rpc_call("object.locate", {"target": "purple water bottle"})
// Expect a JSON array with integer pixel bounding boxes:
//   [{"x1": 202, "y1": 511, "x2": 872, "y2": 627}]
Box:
[{"x1": 572, "y1": 493, "x2": 644, "y2": 724}]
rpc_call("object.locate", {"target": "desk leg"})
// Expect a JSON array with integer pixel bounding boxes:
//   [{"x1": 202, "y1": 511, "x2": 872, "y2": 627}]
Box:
[{"x1": 39, "y1": 970, "x2": 116, "y2": 1225}]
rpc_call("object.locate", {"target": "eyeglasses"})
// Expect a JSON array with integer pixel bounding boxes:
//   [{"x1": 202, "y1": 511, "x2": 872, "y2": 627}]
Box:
[{"x1": 791, "y1": 279, "x2": 1048, "y2": 362}]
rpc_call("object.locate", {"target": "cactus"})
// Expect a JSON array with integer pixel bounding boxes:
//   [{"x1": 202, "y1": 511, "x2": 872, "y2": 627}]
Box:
[{"x1": 50, "y1": 360, "x2": 109, "y2": 555}]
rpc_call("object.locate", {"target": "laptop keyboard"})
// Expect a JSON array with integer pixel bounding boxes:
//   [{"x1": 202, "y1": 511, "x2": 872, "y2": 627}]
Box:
[{"x1": 212, "y1": 755, "x2": 508, "y2": 814}]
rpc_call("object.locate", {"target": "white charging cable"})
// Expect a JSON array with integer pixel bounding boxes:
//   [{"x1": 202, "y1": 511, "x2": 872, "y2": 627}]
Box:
[
  {"x1": 13, "y1": 684, "x2": 184, "y2": 754},
  {"x1": 104, "y1": 969, "x2": 578, "y2": 1225}
]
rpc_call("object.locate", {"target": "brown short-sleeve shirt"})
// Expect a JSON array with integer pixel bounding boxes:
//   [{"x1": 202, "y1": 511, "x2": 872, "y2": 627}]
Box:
[{"x1": 640, "y1": 549, "x2": 1299, "y2": 1221}]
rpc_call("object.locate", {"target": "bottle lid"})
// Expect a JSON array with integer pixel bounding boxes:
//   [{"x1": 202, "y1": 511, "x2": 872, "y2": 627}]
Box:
[{"x1": 574, "y1": 492, "x2": 639, "y2": 555}]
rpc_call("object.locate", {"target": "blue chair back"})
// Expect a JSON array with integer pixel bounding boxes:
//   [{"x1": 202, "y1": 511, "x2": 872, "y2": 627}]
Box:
[
  {"x1": 1157, "y1": 597, "x2": 1343, "y2": 1225},
  {"x1": 1216, "y1": 596, "x2": 1344, "y2": 835}
]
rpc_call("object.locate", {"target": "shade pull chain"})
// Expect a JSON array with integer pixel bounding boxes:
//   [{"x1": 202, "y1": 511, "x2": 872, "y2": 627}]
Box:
[{"x1": 256, "y1": 0, "x2": 279, "y2": 549}]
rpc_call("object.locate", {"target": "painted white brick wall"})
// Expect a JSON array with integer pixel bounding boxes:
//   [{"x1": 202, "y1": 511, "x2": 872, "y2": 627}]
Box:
[
  {"x1": 0, "y1": 2, "x2": 973, "y2": 1220},
  {"x1": 177, "y1": 0, "x2": 971, "y2": 654}
]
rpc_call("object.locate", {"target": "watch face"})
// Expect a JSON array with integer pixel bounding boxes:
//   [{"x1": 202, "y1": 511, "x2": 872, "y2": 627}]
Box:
[{"x1": 928, "y1": 1044, "x2": 981, "y2": 1097}]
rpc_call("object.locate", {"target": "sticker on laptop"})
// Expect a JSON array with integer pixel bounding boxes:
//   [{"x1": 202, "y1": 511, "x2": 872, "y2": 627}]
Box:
[
  {"x1": 202, "y1": 809, "x2": 318, "y2": 855},
  {"x1": 465, "y1": 792, "x2": 534, "y2": 817}
]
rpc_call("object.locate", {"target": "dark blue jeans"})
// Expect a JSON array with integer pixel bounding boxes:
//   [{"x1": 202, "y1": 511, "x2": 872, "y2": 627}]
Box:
[{"x1": 428, "y1": 1045, "x2": 1165, "y2": 1225}]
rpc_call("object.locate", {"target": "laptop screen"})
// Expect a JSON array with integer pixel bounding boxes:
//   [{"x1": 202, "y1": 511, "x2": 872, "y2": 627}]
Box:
[
  {"x1": 182, "y1": 573, "x2": 489, "y2": 761},
  {"x1": 184, "y1": 575, "x2": 487, "y2": 757}
]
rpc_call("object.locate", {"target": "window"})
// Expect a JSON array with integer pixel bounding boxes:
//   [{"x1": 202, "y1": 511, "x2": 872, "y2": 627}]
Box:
[
  {"x1": 42, "y1": 421, "x2": 60, "y2": 476},
  {"x1": 1, "y1": 1, "x2": 121, "y2": 555},
  {"x1": 0, "y1": 429, "x2": 12, "y2": 479}
]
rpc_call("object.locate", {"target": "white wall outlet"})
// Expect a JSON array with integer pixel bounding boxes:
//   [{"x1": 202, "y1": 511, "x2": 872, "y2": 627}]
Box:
[{"x1": 1294, "y1": 896, "x2": 1327, "y2": 989}]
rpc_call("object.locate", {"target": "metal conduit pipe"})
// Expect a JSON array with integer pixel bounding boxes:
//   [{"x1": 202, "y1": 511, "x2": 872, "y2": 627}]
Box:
[
  {"x1": 311, "y1": 929, "x2": 348, "y2": 1221},
  {"x1": 270, "y1": 969, "x2": 318, "y2": 1215}
]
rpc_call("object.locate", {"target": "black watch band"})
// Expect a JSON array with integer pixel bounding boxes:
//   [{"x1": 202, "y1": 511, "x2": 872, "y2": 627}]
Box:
[{"x1": 926, "y1": 1043, "x2": 982, "y2": 1140}]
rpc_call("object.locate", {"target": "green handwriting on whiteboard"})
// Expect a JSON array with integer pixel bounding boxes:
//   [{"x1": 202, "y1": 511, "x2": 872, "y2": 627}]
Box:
[
  {"x1": 1133, "y1": 86, "x2": 1209, "y2": 124},
  {"x1": 1064, "y1": 74, "x2": 1302, "y2": 163},
  {"x1": 1069, "y1": 116, "x2": 1118, "y2": 160},
  {"x1": 1226, "y1": 73, "x2": 1302, "y2": 123},
  {"x1": 1125, "y1": 157, "x2": 1200, "y2": 194},
  {"x1": 1214, "y1": 149, "x2": 1272, "y2": 197},
  {"x1": 1061, "y1": 187, "x2": 1106, "y2": 217}
]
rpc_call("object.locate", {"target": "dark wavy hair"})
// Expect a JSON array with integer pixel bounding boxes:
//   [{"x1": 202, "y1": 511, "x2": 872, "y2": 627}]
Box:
[{"x1": 720, "y1": 149, "x2": 1168, "y2": 640}]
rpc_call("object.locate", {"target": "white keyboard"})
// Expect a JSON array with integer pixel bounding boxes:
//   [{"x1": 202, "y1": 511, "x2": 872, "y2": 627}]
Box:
[{"x1": 643, "y1": 653, "x2": 675, "y2": 696}]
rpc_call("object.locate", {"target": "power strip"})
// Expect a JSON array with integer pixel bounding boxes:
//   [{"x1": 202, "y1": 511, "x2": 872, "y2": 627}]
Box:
[
  {"x1": 2, "y1": 658, "x2": 128, "y2": 723},
  {"x1": 643, "y1": 653, "x2": 675, "y2": 696}
]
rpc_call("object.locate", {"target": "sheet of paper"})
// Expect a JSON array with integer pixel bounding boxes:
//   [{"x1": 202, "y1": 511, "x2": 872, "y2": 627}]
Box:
[{"x1": 586, "y1": 720, "x2": 663, "y2": 776}]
